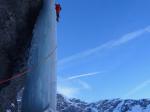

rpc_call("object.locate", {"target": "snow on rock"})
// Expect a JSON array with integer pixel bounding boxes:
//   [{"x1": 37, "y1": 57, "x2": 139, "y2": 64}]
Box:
[
  {"x1": 14, "y1": 92, "x2": 150, "y2": 112},
  {"x1": 57, "y1": 94, "x2": 150, "y2": 112}
]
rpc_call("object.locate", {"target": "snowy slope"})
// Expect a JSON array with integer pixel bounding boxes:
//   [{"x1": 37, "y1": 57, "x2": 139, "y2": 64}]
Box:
[{"x1": 57, "y1": 94, "x2": 150, "y2": 112}]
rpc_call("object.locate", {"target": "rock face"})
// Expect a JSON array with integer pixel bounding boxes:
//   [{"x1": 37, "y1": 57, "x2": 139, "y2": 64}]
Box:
[
  {"x1": 0, "y1": 0, "x2": 42, "y2": 111},
  {"x1": 57, "y1": 94, "x2": 150, "y2": 112}
]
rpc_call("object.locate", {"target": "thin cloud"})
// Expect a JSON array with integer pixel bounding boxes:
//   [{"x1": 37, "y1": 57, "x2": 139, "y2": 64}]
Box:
[
  {"x1": 124, "y1": 80, "x2": 150, "y2": 98},
  {"x1": 57, "y1": 74, "x2": 96, "y2": 98},
  {"x1": 57, "y1": 78, "x2": 91, "y2": 98},
  {"x1": 57, "y1": 85, "x2": 79, "y2": 98},
  {"x1": 58, "y1": 26, "x2": 150, "y2": 66},
  {"x1": 77, "y1": 80, "x2": 91, "y2": 90},
  {"x1": 145, "y1": 26, "x2": 150, "y2": 32},
  {"x1": 66, "y1": 72, "x2": 100, "y2": 80}
]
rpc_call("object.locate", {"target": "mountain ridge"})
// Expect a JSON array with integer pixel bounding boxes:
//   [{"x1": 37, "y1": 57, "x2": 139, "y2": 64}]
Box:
[{"x1": 57, "y1": 94, "x2": 150, "y2": 112}]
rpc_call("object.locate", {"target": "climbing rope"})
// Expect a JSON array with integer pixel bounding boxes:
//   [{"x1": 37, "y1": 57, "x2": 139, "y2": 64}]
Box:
[{"x1": 0, "y1": 46, "x2": 57, "y2": 85}]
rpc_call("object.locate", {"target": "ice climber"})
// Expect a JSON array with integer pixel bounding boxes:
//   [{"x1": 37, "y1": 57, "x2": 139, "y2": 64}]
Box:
[{"x1": 55, "y1": 3, "x2": 61, "y2": 22}]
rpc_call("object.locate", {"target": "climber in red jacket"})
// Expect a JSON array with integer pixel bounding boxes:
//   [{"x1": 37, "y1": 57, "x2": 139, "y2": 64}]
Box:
[{"x1": 55, "y1": 3, "x2": 62, "y2": 22}]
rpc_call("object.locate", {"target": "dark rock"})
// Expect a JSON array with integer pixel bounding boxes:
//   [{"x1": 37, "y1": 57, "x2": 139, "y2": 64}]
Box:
[{"x1": 0, "y1": 0, "x2": 42, "y2": 110}]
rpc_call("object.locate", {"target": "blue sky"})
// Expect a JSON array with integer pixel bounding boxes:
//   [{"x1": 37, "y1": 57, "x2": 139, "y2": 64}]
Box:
[{"x1": 56, "y1": 0, "x2": 150, "y2": 102}]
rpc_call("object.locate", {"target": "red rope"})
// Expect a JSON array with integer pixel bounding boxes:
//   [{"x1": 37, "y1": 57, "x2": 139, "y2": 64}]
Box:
[
  {"x1": 0, "y1": 47, "x2": 57, "y2": 85},
  {"x1": 0, "y1": 69, "x2": 30, "y2": 85}
]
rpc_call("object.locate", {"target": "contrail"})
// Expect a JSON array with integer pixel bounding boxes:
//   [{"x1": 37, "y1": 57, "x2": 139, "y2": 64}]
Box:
[
  {"x1": 59, "y1": 26, "x2": 150, "y2": 66},
  {"x1": 66, "y1": 72, "x2": 101, "y2": 80}
]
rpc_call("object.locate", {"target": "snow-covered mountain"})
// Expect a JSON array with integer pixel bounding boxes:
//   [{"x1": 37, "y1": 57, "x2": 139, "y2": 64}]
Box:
[{"x1": 57, "y1": 94, "x2": 150, "y2": 112}]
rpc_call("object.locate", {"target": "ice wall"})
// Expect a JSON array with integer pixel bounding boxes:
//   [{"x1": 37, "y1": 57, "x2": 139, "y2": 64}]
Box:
[{"x1": 22, "y1": 0, "x2": 57, "y2": 111}]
